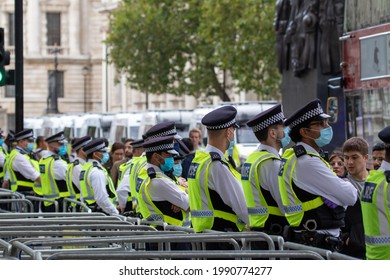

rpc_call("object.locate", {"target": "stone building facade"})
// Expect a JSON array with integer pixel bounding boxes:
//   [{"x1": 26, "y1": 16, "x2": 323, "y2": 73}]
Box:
[{"x1": 0, "y1": 0, "x2": 205, "y2": 131}]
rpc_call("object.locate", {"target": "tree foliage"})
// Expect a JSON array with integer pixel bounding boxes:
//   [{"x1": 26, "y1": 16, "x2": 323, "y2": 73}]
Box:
[{"x1": 106, "y1": 0, "x2": 280, "y2": 101}]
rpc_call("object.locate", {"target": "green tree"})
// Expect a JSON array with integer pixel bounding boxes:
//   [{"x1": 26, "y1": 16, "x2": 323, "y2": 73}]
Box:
[{"x1": 106, "y1": 0, "x2": 280, "y2": 102}]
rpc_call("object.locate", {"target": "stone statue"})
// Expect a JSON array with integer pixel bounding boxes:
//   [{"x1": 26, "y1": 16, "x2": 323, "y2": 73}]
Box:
[
  {"x1": 318, "y1": 0, "x2": 344, "y2": 75},
  {"x1": 275, "y1": 0, "x2": 344, "y2": 77},
  {"x1": 274, "y1": 0, "x2": 291, "y2": 73}
]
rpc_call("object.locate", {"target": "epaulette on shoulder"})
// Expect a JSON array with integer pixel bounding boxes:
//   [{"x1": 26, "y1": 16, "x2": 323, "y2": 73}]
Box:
[
  {"x1": 209, "y1": 152, "x2": 221, "y2": 161},
  {"x1": 385, "y1": 171, "x2": 390, "y2": 183},
  {"x1": 293, "y1": 145, "x2": 307, "y2": 158},
  {"x1": 73, "y1": 159, "x2": 80, "y2": 166},
  {"x1": 53, "y1": 155, "x2": 60, "y2": 160},
  {"x1": 147, "y1": 167, "x2": 156, "y2": 179},
  {"x1": 92, "y1": 161, "x2": 99, "y2": 168}
]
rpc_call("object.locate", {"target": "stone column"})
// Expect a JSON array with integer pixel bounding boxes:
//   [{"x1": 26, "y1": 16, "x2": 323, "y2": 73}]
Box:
[
  {"x1": 27, "y1": 0, "x2": 40, "y2": 55},
  {"x1": 68, "y1": 0, "x2": 80, "y2": 55}
]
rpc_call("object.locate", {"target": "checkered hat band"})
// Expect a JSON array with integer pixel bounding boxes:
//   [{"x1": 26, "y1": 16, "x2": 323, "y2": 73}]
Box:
[
  {"x1": 73, "y1": 139, "x2": 92, "y2": 151},
  {"x1": 148, "y1": 129, "x2": 177, "y2": 139},
  {"x1": 206, "y1": 119, "x2": 236, "y2": 130},
  {"x1": 16, "y1": 131, "x2": 34, "y2": 140},
  {"x1": 85, "y1": 142, "x2": 106, "y2": 155},
  {"x1": 252, "y1": 112, "x2": 284, "y2": 132},
  {"x1": 145, "y1": 143, "x2": 174, "y2": 153},
  {"x1": 48, "y1": 136, "x2": 65, "y2": 143},
  {"x1": 290, "y1": 105, "x2": 324, "y2": 128}
]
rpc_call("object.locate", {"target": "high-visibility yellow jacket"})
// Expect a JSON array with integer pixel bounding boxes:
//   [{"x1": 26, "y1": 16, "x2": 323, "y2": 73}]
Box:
[{"x1": 361, "y1": 170, "x2": 390, "y2": 260}]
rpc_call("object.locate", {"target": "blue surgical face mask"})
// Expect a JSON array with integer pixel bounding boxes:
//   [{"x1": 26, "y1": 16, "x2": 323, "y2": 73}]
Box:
[
  {"x1": 173, "y1": 163, "x2": 182, "y2": 177},
  {"x1": 0, "y1": 139, "x2": 4, "y2": 146},
  {"x1": 58, "y1": 145, "x2": 67, "y2": 156},
  {"x1": 313, "y1": 126, "x2": 333, "y2": 147},
  {"x1": 280, "y1": 127, "x2": 291, "y2": 148},
  {"x1": 159, "y1": 155, "x2": 174, "y2": 172},
  {"x1": 26, "y1": 143, "x2": 35, "y2": 153},
  {"x1": 100, "y1": 152, "x2": 110, "y2": 164}
]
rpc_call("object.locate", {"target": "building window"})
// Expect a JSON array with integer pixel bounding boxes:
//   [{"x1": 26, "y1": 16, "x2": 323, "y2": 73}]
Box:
[
  {"x1": 7, "y1": 13, "x2": 15, "y2": 46},
  {"x1": 46, "y1": 12, "x2": 61, "y2": 46},
  {"x1": 5, "y1": 85, "x2": 15, "y2": 98},
  {"x1": 48, "y1": 70, "x2": 64, "y2": 98}
]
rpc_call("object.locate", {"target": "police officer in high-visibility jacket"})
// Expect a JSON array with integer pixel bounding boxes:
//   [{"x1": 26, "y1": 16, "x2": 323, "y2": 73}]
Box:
[
  {"x1": 278, "y1": 99, "x2": 357, "y2": 251},
  {"x1": 129, "y1": 122, "x2": 187, "y2": 213},
  {"x1": 65, "y1": 136, "x2": 92, "y2": 205},
  {"x1": 138, "y1": 135, "x2": 190, "y2": 227},
  {"x1": 117, "y1": 139, "x2": 145, "y2": 214},
  {"x1": 242, "y1": 104, "x2": 290, "y2": 236},
  {"x1": 1, "y1": 130, "x2": 16, "y2": 190},
  {"x1": 39, "y1": 131, "x2": 69, "y2": 212},
  {"x1": 6, "y1": 129, "x2": 41, "y2": 196},
  {"x1": 188, "y1": 105, "x2": 249, "y2": 236},
  {"x1": 0, "y1": 131, "x2": 7, "y2": 185},
  {"x1": 361, "y1": 126, "x2": 390, "y2": 259},
  {"x1": 79, "y1": 138, "x2": 118, "y2": 215}
]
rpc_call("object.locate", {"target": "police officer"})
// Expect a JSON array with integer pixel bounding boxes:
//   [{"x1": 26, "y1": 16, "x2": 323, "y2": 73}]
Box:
[
  {"x1": 117, "y1": 138, "x2": 144, "y2": 214},
  {"x1": 5, "y1": 129, "x2": 41, "y2": 196},
  {"x1": 361, "y1": 126, "x2": 390, "y2": 259},
  {"x1": 188, "y1": 105, "x2": 249, "y2": 235},
  {"x1": 65, "y1": 136, "x2": 92, "y2": 207},
  {"x1": 79, "y1": 138, "x2": 118, "y2": 215},
  {"x1": 278, "y1": 99, "x2": 357, "y2": 250},
  {"x1": 242, "y1": 104, "x2": 290, "y2": 235},
  {"x1": 129, "y1": 122, "x2": 187, "y2": 213},
  {"x1": 138, "y1": 135, "x2": 190, "y2": 227},
  {"x1": 1, "y1": 130, "x2": 16, "y2": 190},
  {"x1": 39, "y1": 131, "x2": 70, "y2": 212}
]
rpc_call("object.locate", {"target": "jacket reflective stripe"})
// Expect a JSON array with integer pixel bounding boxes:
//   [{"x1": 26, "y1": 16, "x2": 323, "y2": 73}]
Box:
[
  {"x1": 361, "y1": 170, "x2": 390, "y2": 259},
  {"x1": 80, "y1": 162, "x2": 117, "y2": 205},
  {"x1": 8, "y1": 150, "x2": 40, "y2": 193},
  {"x1": 129, "y1": 156, "x2": 147, "y2": 207},
  {"x1": 40, "y1": 156, "x2": 61, "y2": 200},
  {"x1": 278, "y1": 148, "x2": 325, "y2": 227},
  {"x1": 65, "y1": 162, "x2": 78, "y2": 199},
  {"x1": 139, "y1": 171, "x2": 190, "y2": 227},
  {"x1": 188, "y1": 150, "x2": 244, "y2": 232},
  {"x1": 118, "y1": 160, "x2": 132, "y2": 186},
  {"x1": 241, "y1": 151, "x2": 280, "y2": 228}
]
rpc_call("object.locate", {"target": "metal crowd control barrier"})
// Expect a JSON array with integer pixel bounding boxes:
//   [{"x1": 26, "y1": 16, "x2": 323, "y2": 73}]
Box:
[
  {"x1": 0, "y1": 212, "x2": 361, "y2": 261},
  {"x1": 24, "y1": 196, "x2": 59, "y2": 213},
  {"x1": 4, "y1": 232, "x2": 304, "y2": 260},
  {"x1": 46, "y1": 250, "x2": 325, "y2": 260},
  {"x1": 62, "y1": 198, "x2": 92, "y2": 213},
  {"x1": 0, "y1": 190, "x2": 33, "y2": 213},
  {"x1": 0, "y1": 199, "x2": 34, "y2": 213}
]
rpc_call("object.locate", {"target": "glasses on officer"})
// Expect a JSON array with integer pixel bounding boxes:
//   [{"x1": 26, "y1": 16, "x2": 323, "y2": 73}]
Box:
[{"x1": 308, "y1": 119, "x2": 329, "y2": 128}]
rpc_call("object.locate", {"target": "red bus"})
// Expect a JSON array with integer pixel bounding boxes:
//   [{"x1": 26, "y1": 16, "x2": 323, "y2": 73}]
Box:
[{"x1": 327, "y1": 22, "x2": 390, "y2": 156}]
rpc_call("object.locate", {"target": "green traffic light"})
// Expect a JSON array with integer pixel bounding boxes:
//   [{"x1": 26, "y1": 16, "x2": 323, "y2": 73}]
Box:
[{"x1": 0, "y1": 71, "x2": 3, "y2": 81}]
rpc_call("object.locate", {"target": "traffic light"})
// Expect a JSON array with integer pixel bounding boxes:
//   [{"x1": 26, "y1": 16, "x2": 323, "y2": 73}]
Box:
[{"x1": 0, "y1": 27, "x2": 12, "y2": 87}]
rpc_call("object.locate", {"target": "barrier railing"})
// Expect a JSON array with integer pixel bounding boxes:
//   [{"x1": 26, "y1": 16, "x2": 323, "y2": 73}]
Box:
[{"x1": 0, "y1": 212, "x2": 361, "y2": 261}]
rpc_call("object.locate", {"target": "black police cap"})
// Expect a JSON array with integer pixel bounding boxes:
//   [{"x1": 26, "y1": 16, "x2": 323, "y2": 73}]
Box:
[
  {"x1": 247, "y1": 104, "x2": 285, "y2": 133},
  {"x1": 131, "y1": 139, "x2": 144, "y2": 149},
  {"x1": 201, "y1": 105, "x2": 239, "y2": 130},
  {"x1": 144, "y1": 121, "x2": 181, "y2": 140},
  {"x1": 71, "y1": 136, "x2": 92, "y2": 151},
  {"x1": 83, "y1": 138, "x2": 108, "y2": 155},
  {"x1": 14, "y1": 129, "x2": 35, "y2": 141},
  {"x1": 143, "y1": 135, "x2": 179, "y2": 155},
  {"x1": 378, "y1": 126, "x2": 390, "y2": 144},
  {"x1": 46, "y1": 131, "x2": 66, "y2": 144},
  {"x1": 284, "y1": 99, "x2": 330, "y2": 129}
]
